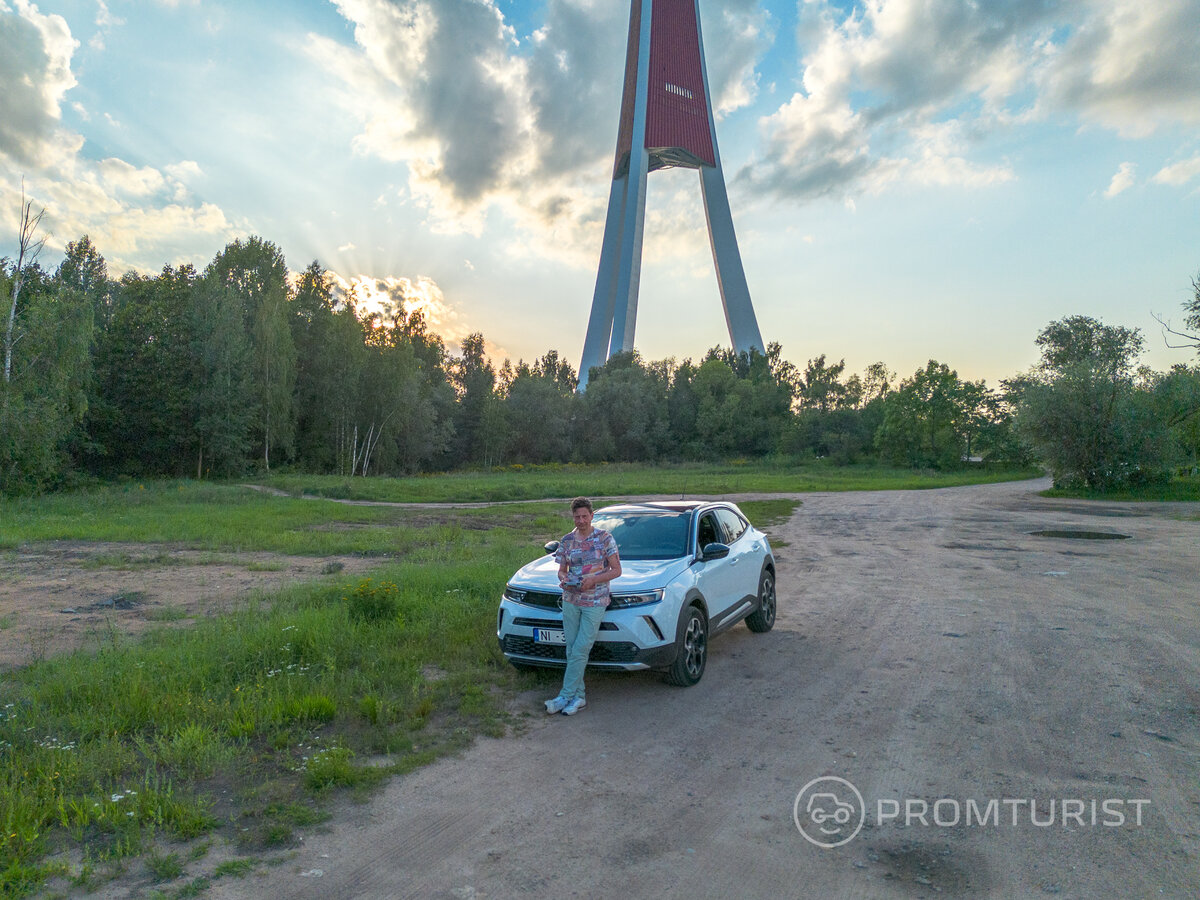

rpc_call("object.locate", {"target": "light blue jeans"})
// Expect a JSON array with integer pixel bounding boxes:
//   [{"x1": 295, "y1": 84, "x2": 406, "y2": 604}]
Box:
[{"x1": 559, "y1": 601, "x2": 606, "y2": 701}]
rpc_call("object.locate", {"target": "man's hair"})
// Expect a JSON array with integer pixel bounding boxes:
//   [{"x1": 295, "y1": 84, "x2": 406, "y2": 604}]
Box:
[{"x1": 570, "y1": 497, "x2": 593, "y2": 513}]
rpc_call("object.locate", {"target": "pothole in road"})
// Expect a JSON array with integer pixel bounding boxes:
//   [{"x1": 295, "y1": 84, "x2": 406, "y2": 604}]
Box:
[{"x1": 1029, "y1": 530, "x2": 1131, "y2": 540}]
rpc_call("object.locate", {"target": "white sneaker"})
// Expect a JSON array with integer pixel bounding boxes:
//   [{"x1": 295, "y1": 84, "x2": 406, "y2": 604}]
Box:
[
  {"x1": 545, "y1": 696, "x2": 569, "y2": 714},
  {"x1": 561, "y1": 698, "x2": 587, "y2": 716}
]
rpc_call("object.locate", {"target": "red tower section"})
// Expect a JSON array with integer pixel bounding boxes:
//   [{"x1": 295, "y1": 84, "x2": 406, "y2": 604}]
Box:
[
  {"x1": 615, "y1": 0, "x2": 715, "y2": 176},
  {"x1": 645, "y1": 0, "x2": 715, "y2": 167}
]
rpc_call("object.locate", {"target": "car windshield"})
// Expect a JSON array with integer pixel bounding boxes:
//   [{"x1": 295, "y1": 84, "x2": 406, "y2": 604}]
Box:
[{"x1": 591, "y1": 510, "x2": 691, "y2": 561}]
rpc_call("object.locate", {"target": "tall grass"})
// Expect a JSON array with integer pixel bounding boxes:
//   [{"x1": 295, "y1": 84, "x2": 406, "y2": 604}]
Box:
[
  {"x1": 0, "y1": 479, "x2": 561, "y2": 552},
  {"x1": 1043, "y1": 473, "x2": 1200, "y2": 502},
  {"x1": 263, "y1": 458, "x2": 1041, "y2": 504}
]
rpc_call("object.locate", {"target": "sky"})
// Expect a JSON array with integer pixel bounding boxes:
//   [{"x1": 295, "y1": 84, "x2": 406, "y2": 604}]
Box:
[{"x1": 2, "y1": 0, "x2": 1199, "y2": 385}]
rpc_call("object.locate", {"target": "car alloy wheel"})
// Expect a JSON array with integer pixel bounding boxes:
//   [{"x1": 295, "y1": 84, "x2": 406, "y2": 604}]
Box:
[
  {"x1": 746, "y1": 569, "x2": 776, "y2": 633},
  {"x1": 666, "y1": 606, "x2": 707, "y2": 686}
]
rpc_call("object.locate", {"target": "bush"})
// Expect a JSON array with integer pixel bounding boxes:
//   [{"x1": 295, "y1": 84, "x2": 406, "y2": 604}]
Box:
[{"x1": 345, "y1": 579, "x2": 402, "y2": 625}]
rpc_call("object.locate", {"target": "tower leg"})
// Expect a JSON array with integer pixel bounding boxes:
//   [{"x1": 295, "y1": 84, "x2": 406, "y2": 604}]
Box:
[
  {"x1": 700, "y1": 163, "x2": 765, "y2": 356},
  {"x1": 579, "y1": 174, "x2": 629, "y2": 386},
  {"x1": 607, "y1": 146, "x2": 651, "y2": 357}
]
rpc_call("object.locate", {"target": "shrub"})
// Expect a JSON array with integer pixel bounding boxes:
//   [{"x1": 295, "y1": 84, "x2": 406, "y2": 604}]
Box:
[{"x1": 345, "y1": 579, "x2": 402, "y2": 625}]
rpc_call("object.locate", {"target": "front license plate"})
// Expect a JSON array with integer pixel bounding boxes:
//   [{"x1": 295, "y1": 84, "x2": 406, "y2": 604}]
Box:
[{"x1": 533, "y1": 628, "x2": 566, "y2": 645}]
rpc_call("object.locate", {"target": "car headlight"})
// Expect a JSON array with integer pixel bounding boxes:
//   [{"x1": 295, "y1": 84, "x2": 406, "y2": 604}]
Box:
[
  {"x1": 503, "y1": 585, "x2": 527, "y2": 602},
  {"x1": 608, "y1": 589, "x2": 663, "y2": 609}
]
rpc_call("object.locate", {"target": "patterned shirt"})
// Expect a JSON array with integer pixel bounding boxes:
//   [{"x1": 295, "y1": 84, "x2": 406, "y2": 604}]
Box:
[{"x1": 555, "y1": 527, "x2": 619, "y2": 608}]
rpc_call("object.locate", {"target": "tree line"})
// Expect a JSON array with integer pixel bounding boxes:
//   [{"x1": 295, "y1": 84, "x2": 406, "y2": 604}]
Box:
[{"x1": 2, "y1": 225, "x2": 1198, "y2": 495}]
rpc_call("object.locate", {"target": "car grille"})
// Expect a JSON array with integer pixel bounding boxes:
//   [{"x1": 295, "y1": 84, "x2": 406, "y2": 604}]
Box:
[
  {"x1": 517, "y1": 591, "x2": 563, "y2": 609},
  {"x1": 512, "y1": 616, "x2": 618, "y2": 632},
  {"x1": 502, "y1": 636, "x2": 640, "y2": 663}
]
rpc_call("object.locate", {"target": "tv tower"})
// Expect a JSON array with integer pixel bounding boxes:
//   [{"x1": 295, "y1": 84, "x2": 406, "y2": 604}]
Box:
[{"x1": 578, "y1": 0, "x2": 765, "y2": 389}]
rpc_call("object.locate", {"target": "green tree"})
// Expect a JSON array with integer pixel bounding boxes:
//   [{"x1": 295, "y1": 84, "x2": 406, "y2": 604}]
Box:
[
  {"x1": 1147, "y1": 364, "x2": 1200, "y2": 473},
  {"x1": 501, "y1": 350, "x2": 578, "y2": 463},
  {"x1": 189, "y1": 277, "x2": 251, "y2": 476},
  {"x1": 1008, "y1": 315, "x2": 1169, "y2": 489},
  {"x1": 353, "y1": 315, "x2": 454, "y2": 475},
  {"x1": 860, "y1": 362, "x2": 894, "y2": 405},
  {"x1": 665, "y1": 359, "x2": 700, "y2": 454},
  {"x1": 449, "y1": 333, "x2": 501, "y2": 466},
  {"x1": 699, "y1": 344, "x2": 798, "y2": 456},
  {"x1": 56, "y1": 234, "x2": 113, "y2": 329},
  {"x1": 784, "y1": 354, "x2": 877, "y2": 461},
  {"x1": 206, "y1": 237, "x2": 296, "y2": 471},
  {"x1": 690, "y1": 357, "x2": 751, "y2": 456},
  {"x1": 388, "y1": 308, "x2": 455, "y2": 473},
  {"x1": 579, "y1": 352, "x2": 671, "y2": 461},
  {"x1": 86, "y1": 267, "x2": 196, "y2": 475},
  {"x1": 797, "y1": 354, "x2": 851, "y2": 413},
  {"x1": 290, "y1": 262, "x2": 365, "y2": 473},
  {"x1": 0, "y1": 262, "x2": 93, "y2": 493},
  {"x1": 876, "y1": 360, "x2": 989, "y2": 468}
]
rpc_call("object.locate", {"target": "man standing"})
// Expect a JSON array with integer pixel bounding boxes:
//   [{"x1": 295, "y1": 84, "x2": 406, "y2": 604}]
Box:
[{"x1": 546, "y1": 497, "x2": 622, "y2": 716}]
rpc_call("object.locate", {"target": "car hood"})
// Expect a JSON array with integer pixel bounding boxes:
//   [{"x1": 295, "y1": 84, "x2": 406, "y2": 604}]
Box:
[{"x1": 510, "y1": 556, "x2": 690, "y2": 592}]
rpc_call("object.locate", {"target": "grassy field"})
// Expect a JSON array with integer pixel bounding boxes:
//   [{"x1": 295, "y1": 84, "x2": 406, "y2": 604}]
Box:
[
  {"x1": 0, "y1": 463, "x2": 1037, "y2": 896},
  {"x1": 0, "y1": 502, "x2": 560, "y2": 896},
  {"x1": 1042, "y1": 473, "x2": 1200, "y2": 503},
  {"x1": 262, "y1": 458, "x2": 1042, "y2": 504}
]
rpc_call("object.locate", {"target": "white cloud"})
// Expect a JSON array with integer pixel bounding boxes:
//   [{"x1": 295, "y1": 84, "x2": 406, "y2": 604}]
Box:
[
  {"x1": 1104, "y1": 161, "x2": 1136, "y2": 197},
  {"x1": 94, "y1": 0, "x2": 119, "y2": 28},
  {"x1": 98, "y1": 158, "x2": 166, "y2": 197},
  {"x1": 0, "y1": 0, "x2": 78, "y2": 166},
  {"x1": 311, "y1": 0, "x2": 771, "y2": 263},
  {"x1": 0, "y1": 3, "x2": 238, "y2": 271},
  {"x1": 1151, "y1": 155, "x2": 1200, "y2": 187},
  {"x1": 700, "y1": 0, "x2": 772, "y2": 118},
  {"x1": 90, "y1": 0, "x2": 122, "y2": 49},
  {"x1": 164, "y1": 160, "x2": 202, "y2": 181},
  {"x1": 741, "y1": 0, "x2": 1200, "y2": 202},
  {"x1": 741, "y1": 0, "x2": 1040, "y2": 200},
  {"x1": 1042, "y1": 0, "x2": 1200, "y2": 138}
]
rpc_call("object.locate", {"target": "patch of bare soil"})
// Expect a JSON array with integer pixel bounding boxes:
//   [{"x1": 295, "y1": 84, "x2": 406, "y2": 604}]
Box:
[{"x1": 0, "y1": 542, "x2": 377, "y2": 670}]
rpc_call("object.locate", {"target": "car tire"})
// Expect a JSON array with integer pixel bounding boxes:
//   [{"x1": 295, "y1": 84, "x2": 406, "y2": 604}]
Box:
[
  {"x1": 664, "y1": 606, "x2": 707, "y2": 687},
  {"x1": 745, "y1": 568, "x2": 776, "y2": 633}
]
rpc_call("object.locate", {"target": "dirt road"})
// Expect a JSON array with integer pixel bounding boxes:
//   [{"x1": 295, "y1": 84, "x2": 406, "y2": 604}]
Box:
[{"x1": 195, "y1": 479, "x2": 1195, "y2": 897}]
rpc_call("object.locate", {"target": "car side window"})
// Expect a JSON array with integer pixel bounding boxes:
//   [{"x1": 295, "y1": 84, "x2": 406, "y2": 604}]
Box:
[
  {"x1": 716, "y1": 508, "x2": 747, "y2": 543},
  {"x1": 697, "y1": 513, "x2": 721, "y2": 549}
]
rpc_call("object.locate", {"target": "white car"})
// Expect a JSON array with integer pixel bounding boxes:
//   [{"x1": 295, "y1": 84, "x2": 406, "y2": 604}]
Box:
[{"x1": 497, "y1": 501, "x2": 776, "y2": 686}]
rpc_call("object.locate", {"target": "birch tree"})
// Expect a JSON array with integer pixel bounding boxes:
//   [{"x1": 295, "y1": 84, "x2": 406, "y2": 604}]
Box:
[{"x1": 5, "y1": 183, "x2": 47, "y2": 386}]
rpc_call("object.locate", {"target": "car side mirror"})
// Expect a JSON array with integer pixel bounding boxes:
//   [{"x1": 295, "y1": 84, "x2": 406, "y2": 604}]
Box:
[
  {"x1": 544, "y1": 540, "x2": 561, "y2": 554},
  {"x1": 700, "y1": 542, "x2": 730, "y2": 561}
]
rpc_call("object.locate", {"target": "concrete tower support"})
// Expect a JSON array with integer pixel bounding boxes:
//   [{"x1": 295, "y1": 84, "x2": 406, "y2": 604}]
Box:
[{"x1": 579, "y1": 0, "x2": 764, "y2": 389}]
